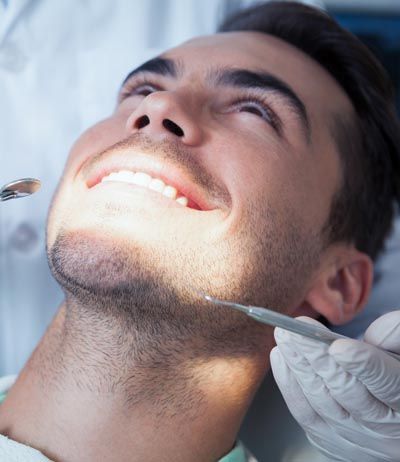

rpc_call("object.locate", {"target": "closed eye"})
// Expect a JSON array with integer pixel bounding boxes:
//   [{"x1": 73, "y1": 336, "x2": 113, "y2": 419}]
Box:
[
  {"x1": 119, "y1": 78, "x2": 162, "y2": 102},
  {"x1": 232, "y1": 97, "x2": 282, "y2": 133}
]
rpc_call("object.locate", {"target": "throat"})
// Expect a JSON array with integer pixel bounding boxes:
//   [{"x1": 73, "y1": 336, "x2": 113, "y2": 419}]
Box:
[{"x1": 0, "y1": 300, "x2": 270, "y2": 462}]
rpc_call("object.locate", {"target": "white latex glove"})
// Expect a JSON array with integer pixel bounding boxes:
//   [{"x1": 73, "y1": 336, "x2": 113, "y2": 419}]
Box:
[{"x1": 270, "y1": 311, "x2": 400, "y2": 462}]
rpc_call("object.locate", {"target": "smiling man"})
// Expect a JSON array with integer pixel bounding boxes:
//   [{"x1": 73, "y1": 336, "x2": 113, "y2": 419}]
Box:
[{"x1": 0, "y1": 2, "x2": 399, "y2": 462}]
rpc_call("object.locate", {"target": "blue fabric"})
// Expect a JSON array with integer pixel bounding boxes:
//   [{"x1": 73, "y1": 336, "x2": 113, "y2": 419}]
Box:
[{"x1": 219, "y1": 442, "x2": 248, "y2": 462}]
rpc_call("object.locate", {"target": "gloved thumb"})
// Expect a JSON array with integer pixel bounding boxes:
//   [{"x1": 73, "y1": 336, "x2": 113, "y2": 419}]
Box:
[{"x1": 364, "y1": 310, "x2": 400, "y2": 353}]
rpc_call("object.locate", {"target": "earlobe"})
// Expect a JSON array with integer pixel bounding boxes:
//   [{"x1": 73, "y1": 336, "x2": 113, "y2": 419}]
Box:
[{"x1": 298, "y1": 249, "x2": 373, "y2": 325}]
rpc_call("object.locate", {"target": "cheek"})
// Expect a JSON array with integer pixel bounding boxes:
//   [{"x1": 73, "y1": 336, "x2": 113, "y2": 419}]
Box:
[
  {"x1": 67, "y1": 116, "x2": 126, "y2": 171},
  {"x1": 227, "y1": 151, "x2": 299, "y2": 216},
  {"x1": 224, "y1": 152, "x2": 325, "y2": 246},
  {"x1": 237, "y1": 145, "x2": 333, "y2": 236},
  {"x1": 47, "y1": 116, "x2": 127, "y2": 244}
]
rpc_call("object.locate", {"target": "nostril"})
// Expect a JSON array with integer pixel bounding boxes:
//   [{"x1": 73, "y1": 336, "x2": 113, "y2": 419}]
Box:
[
  {"x1": 135, "y1": 115, "x2": 150, "y2": 129},
  {"x1": 163, "y1": 119, "x2": 184, "y2": 137}
]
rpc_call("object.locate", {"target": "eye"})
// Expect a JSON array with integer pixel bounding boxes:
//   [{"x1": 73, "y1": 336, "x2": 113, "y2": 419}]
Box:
[
  {"x1": 131, "y1": 84, "x2": 158, "y2": 97},
  {"x1": 119, "y1": 80, "x2": 161, "y2": 101},
  {"x1": 232, "y1": 97, "x2": 281, "y2": 133},
  {"x1": 234, "y1": 99, "x2": 273, "y2": 122}
]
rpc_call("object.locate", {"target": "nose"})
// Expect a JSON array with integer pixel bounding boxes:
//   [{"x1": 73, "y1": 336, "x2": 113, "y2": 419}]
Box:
[{"x1": 125, "y1": 91, "x2": 203, "y2": 146}]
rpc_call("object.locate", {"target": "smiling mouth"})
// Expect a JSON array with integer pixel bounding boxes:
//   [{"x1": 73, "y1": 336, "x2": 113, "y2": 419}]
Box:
[
  {"x1": 98, "y1": 170, "x2": 202, "y2": 210},
  {"x1": 84, "y1": 148, "x2": 228, "y2": 212}
]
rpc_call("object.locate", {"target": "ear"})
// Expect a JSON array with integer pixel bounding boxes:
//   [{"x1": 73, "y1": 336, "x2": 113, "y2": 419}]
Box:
[{"x1": 294, "y1": 247, "x2": 373, "y2": 325}]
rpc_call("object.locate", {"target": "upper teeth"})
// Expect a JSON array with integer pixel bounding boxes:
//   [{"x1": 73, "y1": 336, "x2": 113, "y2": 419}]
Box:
[{"x1": 100, "y1": 170, "x2": 189, "y2": 207}]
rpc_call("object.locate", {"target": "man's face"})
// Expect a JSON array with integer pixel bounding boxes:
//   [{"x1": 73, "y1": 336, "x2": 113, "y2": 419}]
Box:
[{"x1": 47, "y1": 32, "x2": 352, "y2": 317}]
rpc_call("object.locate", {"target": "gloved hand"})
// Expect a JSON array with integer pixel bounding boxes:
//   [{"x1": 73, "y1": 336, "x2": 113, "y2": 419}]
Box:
[{"x1": 270, "y1": 311, "x2": 400, "y2": 462}]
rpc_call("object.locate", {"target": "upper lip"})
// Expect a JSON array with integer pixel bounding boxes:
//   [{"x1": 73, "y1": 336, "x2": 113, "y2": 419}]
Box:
[{"x1": 84, "y1": 150, "x2": 218, "y2": 211}]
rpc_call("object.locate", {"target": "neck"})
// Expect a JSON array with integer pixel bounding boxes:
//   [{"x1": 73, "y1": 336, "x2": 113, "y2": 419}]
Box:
[{"x1": 0, "y1": 301, "x2": 271, "y2": 462}]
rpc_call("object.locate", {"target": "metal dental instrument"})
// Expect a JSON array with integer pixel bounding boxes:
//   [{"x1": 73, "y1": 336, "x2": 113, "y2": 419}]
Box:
[
  {"x1": 0, "y1": 178, "x2": 41, "y2": 202},
  {"x1": 203, "y1": 294, "x2": 400, "y2": 362}
]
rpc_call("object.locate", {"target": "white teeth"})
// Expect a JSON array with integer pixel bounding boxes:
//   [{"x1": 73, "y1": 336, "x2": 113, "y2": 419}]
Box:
[
  {"x1": 100, "y1": 170, "x2": 190, "y2": 207},
  {"x1": 162, "y1": 185, "x2": 177, "y2": 200},
  {"x1": 132, "y1": 172, "x2": 152, "y2": 186},
  {"x1": 176, "y1": 196, "x2": 188, "y2": 207},
  {"x1": 148, "y1": 178, "x2": 165, "y2": 192},
  {"x1": 116, "y1": 171, "x2": 136, "y2": 182},
  {"x1": 102, "y1": 170, "x2": 136, "y2": 183}
]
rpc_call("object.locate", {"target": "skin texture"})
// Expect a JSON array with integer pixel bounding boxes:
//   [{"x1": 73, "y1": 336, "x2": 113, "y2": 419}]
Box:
[{"x1": 0, "y1": 32, "x2": 373, "y2": 462}]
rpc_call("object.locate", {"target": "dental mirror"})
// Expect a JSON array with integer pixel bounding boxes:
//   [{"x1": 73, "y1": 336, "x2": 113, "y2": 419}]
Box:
[{"x1": 0, "y1": 178, "x2": 41, "y2": 202}]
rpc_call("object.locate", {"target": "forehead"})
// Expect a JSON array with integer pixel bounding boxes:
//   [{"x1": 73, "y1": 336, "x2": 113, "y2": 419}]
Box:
[{"x1": 163, "y1": 32, "x2": 353, "y2": 126}]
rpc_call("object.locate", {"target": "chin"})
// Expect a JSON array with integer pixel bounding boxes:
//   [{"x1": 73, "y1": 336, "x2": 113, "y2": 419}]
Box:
[{"x1": 49, "y1": 228, "x2": 145, "y2": 294}]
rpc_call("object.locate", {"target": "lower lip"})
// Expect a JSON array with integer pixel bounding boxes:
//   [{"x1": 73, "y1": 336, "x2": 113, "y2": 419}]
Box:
[{"x1": 89, "y1": 180, "x2": 193, "y2": 210}]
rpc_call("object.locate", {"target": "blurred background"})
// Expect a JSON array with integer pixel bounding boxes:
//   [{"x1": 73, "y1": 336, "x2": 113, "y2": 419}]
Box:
[
  {"x1": 0, "y1": 0, "x2": 399, "y2": 460},
  {"x1": 330, "y1": 0, "x2": 400, "y2": 115}
]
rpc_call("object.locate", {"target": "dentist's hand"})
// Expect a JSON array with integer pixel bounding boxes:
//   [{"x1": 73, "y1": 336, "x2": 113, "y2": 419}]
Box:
[{"x1": 270, "y1": 311, "x2": 400, "y2": 462}]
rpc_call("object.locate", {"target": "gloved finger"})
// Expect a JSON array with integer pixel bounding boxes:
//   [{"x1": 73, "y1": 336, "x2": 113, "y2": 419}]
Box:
[
  {"x1": 270, "y1": 346, "x2": 328, "y2": 431},
  {"x1": 271, "y1": 347, "x2": 391, "y2": 462},
  {"x1": 276, "y1": 330, "x2": 400, "y2": 457},
  {"x1": 274, "y1": 326, "x2": 351, "y2": 423},
  {"x1": 364, "y1": 310, "x2": 400, "y2": 353},
  {"x1": 275, "y1": 321, "x2": 394, "y2": 426},
  {"x1": 330, "y1": 338, "x2": 400, "y2": 412}
]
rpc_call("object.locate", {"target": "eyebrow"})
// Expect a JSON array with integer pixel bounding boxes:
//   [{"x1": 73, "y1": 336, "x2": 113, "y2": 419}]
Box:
[
  {"x1": 121, "y1": 57, "x2": 310, "y2": 141},
  {"x1": 214, "y1": 69, "x2": 310, "y2": 141},
  {"x1": 121, "y1": 57, "x2": 178, "y2": 87}
]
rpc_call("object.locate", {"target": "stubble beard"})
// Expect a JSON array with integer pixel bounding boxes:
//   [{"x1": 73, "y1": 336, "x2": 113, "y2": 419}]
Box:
[
  {"x1": 45, "y1": 132, "x2": 322, "y2": 414},
  {"x1": 47, "y1": 201, "x2": 321, "y2": 356},
  {"x1": 46, "y1": 207, "x2": 321, "y2": 418}
]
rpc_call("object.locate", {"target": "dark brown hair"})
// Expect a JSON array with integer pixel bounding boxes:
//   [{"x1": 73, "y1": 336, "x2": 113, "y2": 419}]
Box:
[{"x1": 219, "y1": 1, "x2": 400, "y2": 261}]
